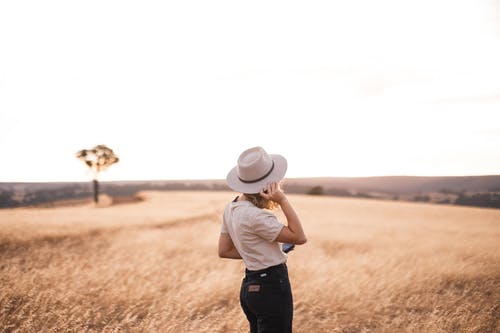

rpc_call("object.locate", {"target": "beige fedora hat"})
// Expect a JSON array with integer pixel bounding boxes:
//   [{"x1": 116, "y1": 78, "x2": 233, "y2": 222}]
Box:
[{"x1": 226, "y1": 146, "x2": 287, "y2": 194}]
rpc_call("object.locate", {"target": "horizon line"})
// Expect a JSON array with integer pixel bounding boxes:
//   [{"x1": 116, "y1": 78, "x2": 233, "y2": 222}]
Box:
[{"x1": 2, "y1": 174, "x2": 500, "y2": 184}]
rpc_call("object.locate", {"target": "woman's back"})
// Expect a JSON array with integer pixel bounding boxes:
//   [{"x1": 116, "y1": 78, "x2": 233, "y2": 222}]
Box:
[{"x1": 222, "y1": 197, "x2": 286, "y2": 271}]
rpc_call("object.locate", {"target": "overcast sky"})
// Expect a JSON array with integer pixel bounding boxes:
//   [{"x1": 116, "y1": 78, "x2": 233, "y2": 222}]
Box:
[{"x1": 1, "y1": 0, "x2": 499, "y2": 182}]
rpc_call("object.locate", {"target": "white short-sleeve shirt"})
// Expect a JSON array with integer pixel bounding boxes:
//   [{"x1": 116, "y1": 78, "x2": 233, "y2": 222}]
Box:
[{"x1": 221, "y1": 197, "x2": 286, "y2": 271}]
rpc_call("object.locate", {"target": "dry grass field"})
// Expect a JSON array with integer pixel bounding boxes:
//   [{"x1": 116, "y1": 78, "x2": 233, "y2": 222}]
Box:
[{"x1": 1, "y1": 191, "x2": 499, "y2": 333}]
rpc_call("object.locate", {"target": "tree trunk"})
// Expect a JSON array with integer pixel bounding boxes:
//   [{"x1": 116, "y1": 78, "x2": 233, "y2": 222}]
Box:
[{"x1": 93, "y1": 179, "x2": 99, "y2": 203}]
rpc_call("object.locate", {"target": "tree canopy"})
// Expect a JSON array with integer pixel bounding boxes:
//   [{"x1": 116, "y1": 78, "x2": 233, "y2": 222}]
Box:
[{"x1": 76, "y1": 144, "x2": 119, "y2": 180}]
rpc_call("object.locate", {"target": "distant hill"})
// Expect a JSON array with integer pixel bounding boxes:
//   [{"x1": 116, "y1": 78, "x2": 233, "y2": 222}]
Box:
[
  {"x1": 283, "y1": 175, "x2": 500, "y2": 195},
  {"x1": 1, "y1": 175, "x2": 500, "y2": 209}
]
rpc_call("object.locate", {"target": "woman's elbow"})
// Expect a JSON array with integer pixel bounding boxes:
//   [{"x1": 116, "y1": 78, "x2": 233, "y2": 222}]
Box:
[
  {"x1": 296, "y1": 236, "x2": 307, "y2": 245},
  {"x1": 289, "y1": 235, "x2": 307, "y2": 245}
]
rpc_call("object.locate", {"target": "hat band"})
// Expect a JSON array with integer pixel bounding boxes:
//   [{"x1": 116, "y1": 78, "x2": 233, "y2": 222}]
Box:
[{"x1": 238, "y1": 161, "x2": 275, "y2": 184}]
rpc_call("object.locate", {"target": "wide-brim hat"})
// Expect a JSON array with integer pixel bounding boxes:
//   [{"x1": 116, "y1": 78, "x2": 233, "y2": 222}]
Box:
[{"x1": 226, "y1": 146, "x2": 287, "y2": 194}]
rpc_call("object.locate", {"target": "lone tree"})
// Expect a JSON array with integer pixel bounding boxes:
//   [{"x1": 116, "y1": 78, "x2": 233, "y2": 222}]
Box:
[{"x1": 76, "y1": 144, "x2": 119, "y2": 203}]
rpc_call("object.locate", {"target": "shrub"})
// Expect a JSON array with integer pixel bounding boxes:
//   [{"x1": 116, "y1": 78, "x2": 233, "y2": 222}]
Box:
[{"x1": 307, "y1": 186, "x2": 324, "y2": 195}]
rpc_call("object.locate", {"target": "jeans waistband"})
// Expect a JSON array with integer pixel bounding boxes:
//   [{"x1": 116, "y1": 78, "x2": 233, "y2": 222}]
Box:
[{"x1": 245, "y1": 263, "x2": 287, "y2": 279}]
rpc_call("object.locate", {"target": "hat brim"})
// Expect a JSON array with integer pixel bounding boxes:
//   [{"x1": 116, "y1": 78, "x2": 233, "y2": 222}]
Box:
[{"x1": 226, "y1": 154, "x2": 287, "y2": 194}]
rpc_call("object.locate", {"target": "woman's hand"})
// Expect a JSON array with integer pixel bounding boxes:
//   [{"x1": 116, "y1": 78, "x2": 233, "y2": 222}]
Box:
[
  {"x1": 261, "y1": 182, "x2": 307, "y2": 245},
  {"x1": 259, "y1": 182, "x2": 286, "y2": 204}
]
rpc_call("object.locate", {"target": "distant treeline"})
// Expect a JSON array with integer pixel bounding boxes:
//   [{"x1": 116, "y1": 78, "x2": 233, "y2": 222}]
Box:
[
  {"x1": 0, "y1": 181, "x2": 229, "y2": 208},
  {"x1": 0, "y1": 185, "x2": 92, "y2": 208},
  {"x1": 1, "y1": 181, "x2": 499, "y2": 209},
  {"x1": 299, "y1": 185, "x2": 500, "y2": 209},
  {"x1": 454, "y1": 193, "x2": 500, "y2": 209}
]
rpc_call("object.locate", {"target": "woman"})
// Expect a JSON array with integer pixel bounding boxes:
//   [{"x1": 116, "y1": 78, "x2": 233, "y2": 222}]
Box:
[{"x1": 218, "y1": 146, "x2": 307, "y2": 333}]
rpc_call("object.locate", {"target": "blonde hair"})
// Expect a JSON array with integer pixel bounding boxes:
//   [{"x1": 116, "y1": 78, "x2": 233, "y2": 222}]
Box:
[{"x1": 244, "y1": 193, "x2": 279, "y2": 210}]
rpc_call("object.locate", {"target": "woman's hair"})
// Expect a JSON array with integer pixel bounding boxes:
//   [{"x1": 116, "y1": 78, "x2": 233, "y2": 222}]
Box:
[{"x1": 244, "y1": 193, "x2": 279, "y2": 210}]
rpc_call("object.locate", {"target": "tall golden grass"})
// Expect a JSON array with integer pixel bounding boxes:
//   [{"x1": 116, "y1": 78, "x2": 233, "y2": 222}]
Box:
[{"x1": 1, "y1": 191, "x2": 499, "y2": 332}]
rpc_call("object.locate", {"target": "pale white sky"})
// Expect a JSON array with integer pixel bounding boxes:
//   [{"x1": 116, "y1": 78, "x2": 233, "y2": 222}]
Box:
[{"x1": 1, "y1": 0, "x2": 499, "y2": 182}]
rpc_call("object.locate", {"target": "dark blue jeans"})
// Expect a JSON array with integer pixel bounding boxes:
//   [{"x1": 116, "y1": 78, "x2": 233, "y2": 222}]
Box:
[{"x1": 240, "y1": 263, "x2": 293, "y2": 333}]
